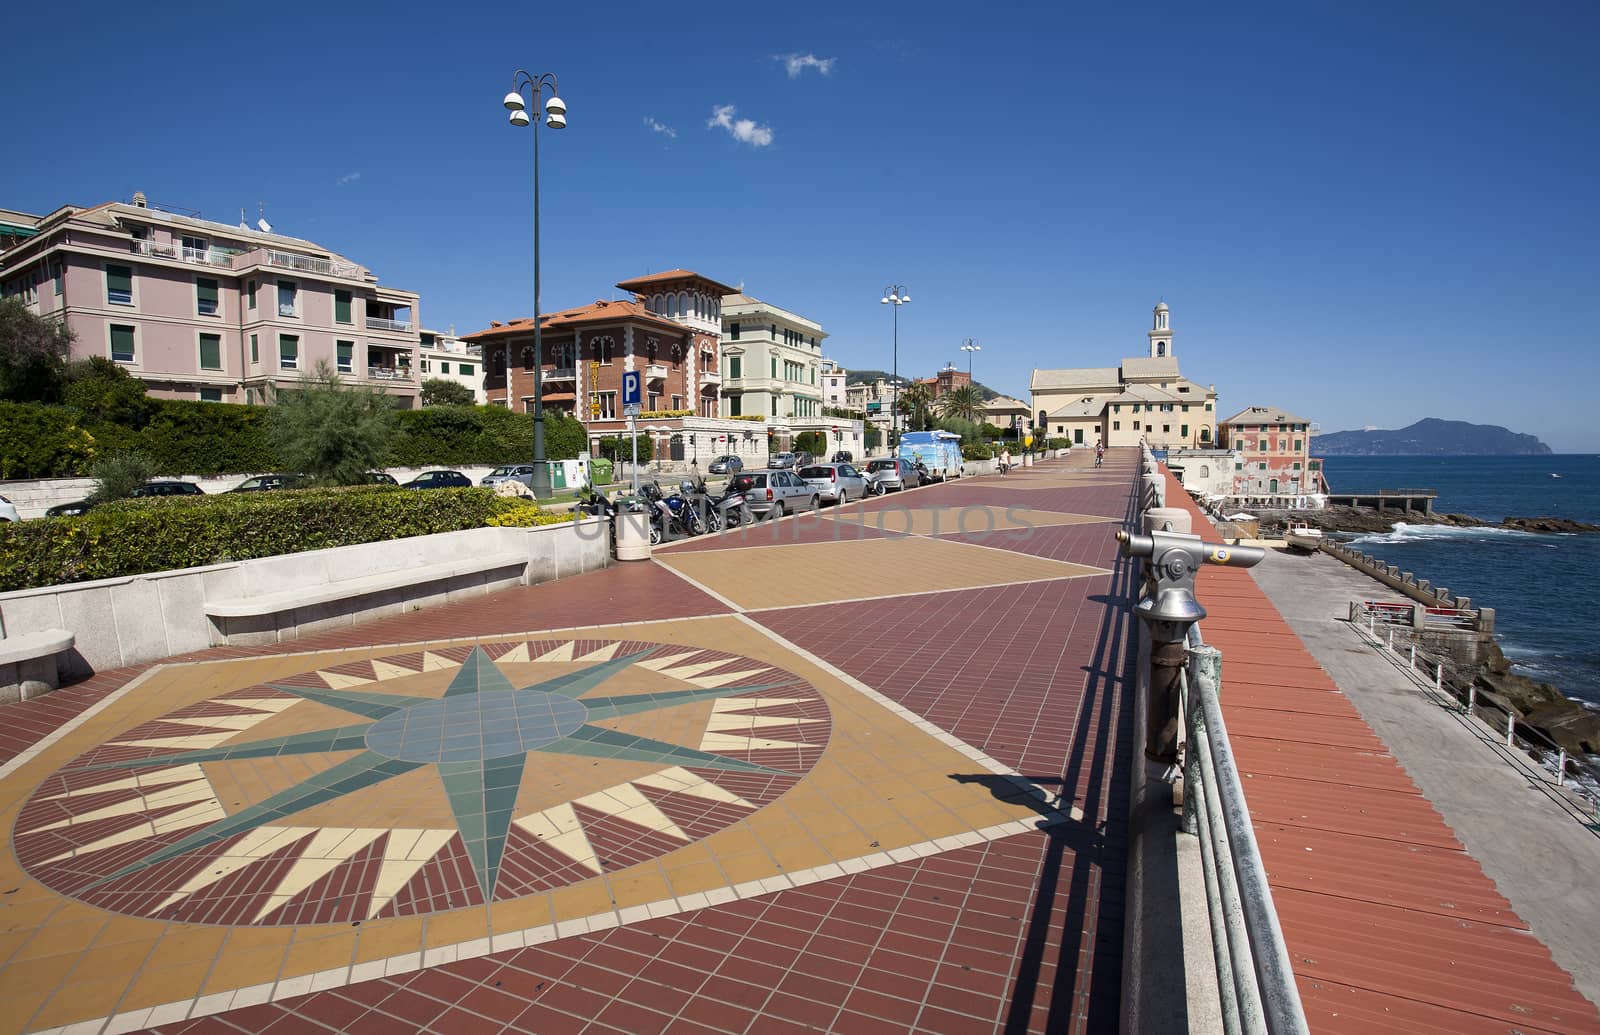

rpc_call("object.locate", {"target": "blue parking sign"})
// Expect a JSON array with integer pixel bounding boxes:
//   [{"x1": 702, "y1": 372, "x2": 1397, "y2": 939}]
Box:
[{"x1": 622, "y1": 371, "x2": 641, "y2": 407}]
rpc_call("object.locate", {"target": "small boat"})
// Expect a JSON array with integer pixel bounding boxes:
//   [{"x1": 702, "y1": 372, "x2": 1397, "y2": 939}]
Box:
[
  {"x1": 1551, "y1": 473, "x2": 1562, "y2": 479},
  {"x1": 1284, "y1": 523, "x2": 1324, "y2": 552}
]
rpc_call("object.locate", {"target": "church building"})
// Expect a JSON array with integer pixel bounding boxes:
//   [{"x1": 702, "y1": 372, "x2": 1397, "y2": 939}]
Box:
[{"x1": 1029, "y1": 302, "x2": 1218, "y2": 449}]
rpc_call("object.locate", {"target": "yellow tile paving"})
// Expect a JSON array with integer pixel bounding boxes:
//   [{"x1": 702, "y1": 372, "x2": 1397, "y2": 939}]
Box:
[
  {"x1": 822, "y1": 504, "x2": 1113, "y2": 537},
  {"x1": 654, "y1": 535, "x2": 1106, "y2": 610},
  {"x1": 0, "y1": 614, "x2": 1063, "y2": 1034}
]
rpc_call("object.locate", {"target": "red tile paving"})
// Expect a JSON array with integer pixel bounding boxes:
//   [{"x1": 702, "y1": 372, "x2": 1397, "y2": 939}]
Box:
[{"x1": 1162, "y1": 470, "x2": 1600, "y2": 1034}]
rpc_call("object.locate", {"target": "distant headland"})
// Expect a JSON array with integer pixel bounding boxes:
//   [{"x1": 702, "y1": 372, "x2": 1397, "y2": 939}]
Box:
[{"x1": 1313, "y1": 418, "x2": 1551, "y2": 456}]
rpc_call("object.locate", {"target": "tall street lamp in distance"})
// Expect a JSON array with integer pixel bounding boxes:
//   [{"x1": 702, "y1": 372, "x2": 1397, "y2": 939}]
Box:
[
  {"x1": 960, "y1": 338, "x2": 981, "y2": 376},
  {"x1": 503, "y1": 70, "x2": 566, "y2": 499},
  {"x1": 881, "y1": 285, "x2": 910, "y2": 451}
]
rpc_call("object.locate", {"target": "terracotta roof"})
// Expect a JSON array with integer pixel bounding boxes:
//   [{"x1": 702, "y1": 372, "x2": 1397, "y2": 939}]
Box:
[
  {"x1": 462, "y1": 298, "x2": 686, "y2": 341},
  {"x1": 1031, "y1": 366, "x2": 1122, "y2": 391},
  {"x1": 1120, "y1": 355, "x2": 1181, "y2": 381},
  {"x1": 1220, "y1": 404, "x2": 1311, "y2": 425},
  {"x1": 613, "y1": 269, "x2": 739, "y2": 296}
]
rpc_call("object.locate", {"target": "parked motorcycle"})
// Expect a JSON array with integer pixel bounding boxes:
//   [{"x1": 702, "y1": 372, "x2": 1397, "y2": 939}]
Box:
[
  {"x1": 688, "y1": 476, "x2": 749, "y2": 531},
  {"x1": 641, "y1": 481, "x2": 702, "y2": 543},
  {"x1": 575, "y1": 487, "x2": 618, "y2": 554}
]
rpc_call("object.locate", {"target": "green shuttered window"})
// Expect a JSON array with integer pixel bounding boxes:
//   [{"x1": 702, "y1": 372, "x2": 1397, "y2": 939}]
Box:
[
  {"x1": 279, "y1": 334, "x2": 299, "y2": 370},
  {"x1": 107, "y1": 265, "x2": 132, "y2": 305},
  {"x1": 110, "y1": 325, "x2": 135, "y2": 362},
  {"x1": 335, "y1": 290, "x2": 352, "y2": 324},
  {"x1": 197, "y1": 278, "x2": 219, "y2": 316},
  {"x1": 199, "y1": 333, "x2": 221, "y2": 370},
  {"x1": 336, "y1": 340, "x2": 354, "y2": 373}
]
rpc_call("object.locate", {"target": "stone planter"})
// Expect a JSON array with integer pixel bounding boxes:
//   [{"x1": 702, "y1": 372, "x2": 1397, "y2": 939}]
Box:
[{"x1": 615, "y1": 511, "x2": 652, "y2": 561}]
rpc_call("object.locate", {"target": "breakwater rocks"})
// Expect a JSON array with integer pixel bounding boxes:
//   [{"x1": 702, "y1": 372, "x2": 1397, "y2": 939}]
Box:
[
  {"x1": 1476, "y1": 641, "x2": 1600, "y2": 758},
  {"x1": 1257, "y1": 507, "x2": 1600, "y2": 536}
]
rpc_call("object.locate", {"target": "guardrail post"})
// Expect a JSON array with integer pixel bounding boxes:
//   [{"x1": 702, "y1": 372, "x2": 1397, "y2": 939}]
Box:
[
  {"x1": 1467, "y1": 685, "x2": 1476, "y2": 715},
  {"x1": 1409, "y1": 644, "x2": 1416, "y2": 671},
  {"x1": 1434, "y1": 662, "x2": 1442, "y2": 691},
  {"x1": 1506, "y1": 714, "x2": 1516, "y2": 748},
  {"x1": 1558, "y1": 749, "x2": 1568, "y2": 787}
]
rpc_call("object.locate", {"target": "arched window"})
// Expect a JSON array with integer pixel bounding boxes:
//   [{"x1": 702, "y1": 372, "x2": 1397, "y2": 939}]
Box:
[
  {"x1": 520, "y1": 346, "x2": 535, "y2": 369},
  {"x1": 493, "y1": 350, "x2": 506, "y2": 375},
  {"x1": 651, "y1": 293, "x2": 663, "y2": 314},
  {"x1": 1199, "y1": 465, "x2": 1210, "y2": 478},
  {"x1": 1157, "y1": 342, "x2": 1166, "y2": 356},
  {"x1": 678, "y1": 291, "x2": 688, "y2": 318}
]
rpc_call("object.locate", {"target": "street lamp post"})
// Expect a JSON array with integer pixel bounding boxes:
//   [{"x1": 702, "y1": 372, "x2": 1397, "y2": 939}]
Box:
[
  {"x1": 960, "y1": 338, "x2": 981, "y2": 376},
  {"x1": 502, "y1": 71, "x2": 567, "y2": 500},
  {"x1": 881, "y1": 285, "x2": 910, "y2": 451}
]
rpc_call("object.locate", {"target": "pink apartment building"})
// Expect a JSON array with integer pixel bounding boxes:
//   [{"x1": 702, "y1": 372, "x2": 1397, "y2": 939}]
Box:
[{"x1": 0, "y1": 194, "x2": 421, "y2": 405}]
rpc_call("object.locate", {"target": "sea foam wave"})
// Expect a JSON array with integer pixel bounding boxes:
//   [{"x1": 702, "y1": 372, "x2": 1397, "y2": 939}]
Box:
[{"x1": 1344, "y1": 522, "x2": 1545, "y2": 547}]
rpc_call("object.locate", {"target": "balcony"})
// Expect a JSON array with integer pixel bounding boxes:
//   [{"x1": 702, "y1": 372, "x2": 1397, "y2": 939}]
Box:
[
  {"x1": 645, "y1": 363, "x2": 669, "y2": 381},
  {"x1": 542, "y1": 367, "x2": 576, "y2": 382},
  {"x1": 368, "y1": 365, "x2": 414, "y2": 382},
  {"x1": 263, "y1": 249, "x2": 364, "y2": 279},
  {"x1": 698, "y1": 368, "x2": 721, "y2": 384},
  {"x1": 367, "y1": 316, "x2": 413, "y2": 333}
]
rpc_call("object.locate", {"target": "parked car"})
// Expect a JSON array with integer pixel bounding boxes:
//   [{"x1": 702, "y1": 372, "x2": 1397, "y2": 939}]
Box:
[
  {"x1": 46, "y1": 480, "x2": 204, "y2": 517},
  {"x1": 792, "y1": 450, "x2": 815, "y2": 469},
  {"x1": 360, "y1": 471, "x2": 398, "y2": 485},
  {"x1": 403, "y1": 470, "x2": 472, "y2": 490},
  {"x1": 229, "y1": 473, "x2": 311, "y2": 493},
  {"x1": 45, "y1": 498, "x2": 94, "y2": 517},
  {"x1": 865, "y1": 457, "x2": 924, "y2": 492},
  {"x1": 480, "y1": 464, "x2": 537, "y2": 488},
  {"x1": 0, "y1": 494, "x2": 18, "y2": 522},
  {"x1": 769, "y1": 452, "x2": 798, "y2": 470},
  {"x1": 708, "y1": 454, "x2": 743, "y2": 475},
  {"x1": 727, "y1": 469, "x2": 819, "y2": 518},
  {"x1": 831, "y1": 450, "x2": 854, "y2": 463},
  {"x1": 799, "y1": 463, "x2": 868, "y2": 505},
  {"x1": 130, "y1": 480, "x2": 205, "y2": 499}
]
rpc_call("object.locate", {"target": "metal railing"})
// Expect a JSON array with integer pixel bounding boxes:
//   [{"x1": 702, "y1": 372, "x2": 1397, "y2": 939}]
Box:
[
  {"x1": 1181, "y1": 631, "x2": 1310, "y2": 1035},
  {"x1": 366, "y1": 315, "x2": 412, "y2": 332},
  {"x1": 1351, "y1": 618, "x2": 1600, "y2": 832},
  {"x1": 367, "y1": 366, "x2": 413, "y2": 381}
]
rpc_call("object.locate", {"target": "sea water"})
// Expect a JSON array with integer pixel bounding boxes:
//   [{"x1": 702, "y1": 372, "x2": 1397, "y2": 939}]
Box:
[{"x1": 1321, "y1": 455, "x2": 1600, "y2": 706}]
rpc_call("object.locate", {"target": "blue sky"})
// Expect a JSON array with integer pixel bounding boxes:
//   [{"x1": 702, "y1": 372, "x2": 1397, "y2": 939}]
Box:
[{"x1": 5, "y1": 2, "x2": 1596, "y2": 449}]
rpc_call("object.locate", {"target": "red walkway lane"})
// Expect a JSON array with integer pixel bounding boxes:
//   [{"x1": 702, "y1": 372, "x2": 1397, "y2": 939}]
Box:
[{"x1": 1167, "y1": 473, "x2": 1600, "y2": 1034}]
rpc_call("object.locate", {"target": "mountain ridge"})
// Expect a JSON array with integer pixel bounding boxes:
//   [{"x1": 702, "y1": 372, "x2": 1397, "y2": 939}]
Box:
[{"x1": 1314, "y1": 418, "x2": 1551, "y2": 456}]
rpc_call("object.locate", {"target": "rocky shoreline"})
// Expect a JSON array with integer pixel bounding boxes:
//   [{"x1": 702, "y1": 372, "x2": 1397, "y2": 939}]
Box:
[
  {"x1": 1257, "y1": 506, "x2": 1600, "y2": 536},
  {"x1": 1250, "y1": 506, "x2": 1600, "y2": 761}
]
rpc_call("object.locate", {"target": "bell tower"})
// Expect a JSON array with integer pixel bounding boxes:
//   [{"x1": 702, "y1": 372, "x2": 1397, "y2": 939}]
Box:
[{"x1": 1148, "y1": 301, "x2": 1172, "y2": 358}]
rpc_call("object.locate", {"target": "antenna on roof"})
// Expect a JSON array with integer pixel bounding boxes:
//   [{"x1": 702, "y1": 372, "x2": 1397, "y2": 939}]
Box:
[
  {"x1": 256, "y1": 202, "x2": 272, "y2": 234},
  {"x1": 239, "y1": 208, "x2": 248, "y2": 230}
]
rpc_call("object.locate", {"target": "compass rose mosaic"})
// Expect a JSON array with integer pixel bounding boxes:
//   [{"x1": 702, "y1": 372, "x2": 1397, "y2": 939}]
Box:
[{"x1": 14, "y1": 637, "x2": 829, "y2": 926}]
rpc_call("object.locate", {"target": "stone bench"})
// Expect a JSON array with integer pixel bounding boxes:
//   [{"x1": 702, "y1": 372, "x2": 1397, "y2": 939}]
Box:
[
  {"x1": 0, "y1": 627, "x2": 76, "y2": 702},
  {"x1": 204, "y1": 553, "x2": 528, "y2": 643}
]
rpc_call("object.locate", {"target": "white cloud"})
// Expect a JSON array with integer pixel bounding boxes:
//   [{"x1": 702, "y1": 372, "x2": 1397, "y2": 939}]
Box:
[
  {"x1": 336, "y1": 172, "x2": 361, "y2": 186},
  {"x1": 781, "y1": 52, "x2": 836, "y2": 78},
  {"x1": 643, "y1": 117, "x2": 677, "y2": 139},
  {"x1": 707, "y1": 105, "x2": 774, "y2": 147}
]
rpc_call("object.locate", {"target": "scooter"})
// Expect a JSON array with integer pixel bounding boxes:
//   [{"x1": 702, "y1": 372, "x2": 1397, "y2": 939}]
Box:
[
  {"x1": 575, "y1": 487, "x2": 618, "y2": 553},
  {"x1": 689, "y1": 476, "x2": 749, "y2": 531},
  {"x1": 639, "y1": 482, "x2": 692, "y2": 544}
]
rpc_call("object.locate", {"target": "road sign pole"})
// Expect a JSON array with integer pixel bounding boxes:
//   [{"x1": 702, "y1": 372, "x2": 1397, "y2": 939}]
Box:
[{"x1": 629, "y1": 414, "x2": 639, "y2": 495}]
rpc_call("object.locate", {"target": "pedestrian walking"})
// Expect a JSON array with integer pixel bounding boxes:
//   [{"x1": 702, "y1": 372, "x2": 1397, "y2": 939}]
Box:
[{"x1": 998, "y1": 448, "x2": 1012, "y2": 475}]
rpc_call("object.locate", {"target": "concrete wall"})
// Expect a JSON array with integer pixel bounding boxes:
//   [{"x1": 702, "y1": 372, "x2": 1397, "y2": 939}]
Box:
[{"x1": 0, "y1": 520, "x2": 608, "y2": 699}]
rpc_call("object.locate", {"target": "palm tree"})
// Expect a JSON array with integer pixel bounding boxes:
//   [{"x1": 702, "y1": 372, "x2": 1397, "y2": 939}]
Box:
[
  {"x1": 898, "y1": 383, "x2": 933, "y2": 431},
  {"x1": 938, "y1": 384, "x2": 983, "y2": 424}
]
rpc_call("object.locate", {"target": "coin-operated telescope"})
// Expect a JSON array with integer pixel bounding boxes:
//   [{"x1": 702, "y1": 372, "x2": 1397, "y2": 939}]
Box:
[{"x1": 1116, "y1": 529, "x2": 1264, "y2": 765}]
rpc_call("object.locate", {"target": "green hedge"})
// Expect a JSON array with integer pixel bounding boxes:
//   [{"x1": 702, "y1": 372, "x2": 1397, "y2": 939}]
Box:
[
  {"x1": 391, "y1": 406, "x2": 583, "y2": 466},
  {"x1": 0, "y1": 402, "x2": 95, "y2": 478},
  {"x1": 0, "y1": 486, "x2": 546, "y2": 592},
  {"x1": 961, "y1": 443, "x2": 993, "y2": 460}
]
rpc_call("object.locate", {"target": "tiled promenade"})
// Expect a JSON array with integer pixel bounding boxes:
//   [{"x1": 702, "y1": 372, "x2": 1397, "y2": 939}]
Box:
[
  {"x1": 3, "y1": 452, "x2": 1593, "y2": 1034},
  {"x1": 0, "y1": 453, "x2": 1140, "y2": 1034}
]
